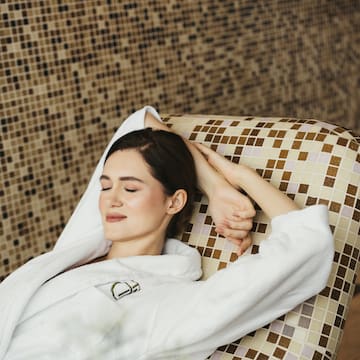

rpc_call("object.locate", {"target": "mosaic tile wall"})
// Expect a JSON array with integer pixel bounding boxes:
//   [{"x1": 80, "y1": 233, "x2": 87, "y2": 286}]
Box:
[{"x1": 1, "y1": 0, "x2": 359, "y2": 278}]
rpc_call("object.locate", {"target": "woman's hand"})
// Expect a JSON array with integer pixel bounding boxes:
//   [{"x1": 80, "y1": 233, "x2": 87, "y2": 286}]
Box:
[
  {"x1": 194, "y1": 142, "x2": 255, "y2": 255},
  {"x1": 208, "y1": 178, "x2": 255, "y2": 256}
]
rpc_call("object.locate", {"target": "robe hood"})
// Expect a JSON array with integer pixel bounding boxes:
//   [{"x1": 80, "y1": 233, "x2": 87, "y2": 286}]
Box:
[{"x1": 54, "y1": 105, "x2": 162, "y2": 263}]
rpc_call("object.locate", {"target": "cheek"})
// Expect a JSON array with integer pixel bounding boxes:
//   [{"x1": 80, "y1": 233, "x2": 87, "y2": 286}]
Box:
[
  {"x1": 149, "y1": 191, "x2": 170, "y2": 214},
  {"x1": 129, "y1": 190, "x2": 167, "y2": 212},
  {"x1": 98, "y1": 194, "x2": 107, "y2": 215}
]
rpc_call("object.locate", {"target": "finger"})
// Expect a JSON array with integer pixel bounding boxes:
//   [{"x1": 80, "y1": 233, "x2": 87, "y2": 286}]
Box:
[
  {"x1": 223, "y1": 219, "x2": 253, "y2": 231},
  {"x1": 233, "y1": 208, "x2": 256, "y2": 219},
  {"x1": 193, "y1": 142, "x2": 212, "y2": 156},
  {"x1": 215, "y1": 226, "x2": 246, "y2": 240},
  {"x1": 226, "y1": 237, "x2": 244, "y2": 246},
  {"x1": 224, "y1": 237, "x2": 243, "y2": 254},
  {"x1": 217, "y1": 227, "x2": 250, "y2": 240},
  {"x1": 193, "y1": 142, "x2": 214, "y2": 162},
  {"x1": 236, "y1": 234, "x2": 252, "y2": 256},
  {"x1": 194, "y1": 142, "x2": 229, "y2": 171}
]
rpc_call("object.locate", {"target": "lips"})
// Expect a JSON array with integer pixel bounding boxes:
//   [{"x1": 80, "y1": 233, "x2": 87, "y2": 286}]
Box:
[{"x1": 106, "y1": 214, "x2": 127, "y2": 223}]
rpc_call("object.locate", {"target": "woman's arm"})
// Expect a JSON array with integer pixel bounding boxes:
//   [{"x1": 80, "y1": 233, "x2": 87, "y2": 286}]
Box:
[
  {"x1": 195, "y1": 143, "x2": 300, "y2": 219},
  {"x1": 146, "y1": 206, "x2": 333, "y2": 358},
  {"x1": 145, "y1": 112, "x2": 256, "y2": 255},
  {"x1": 142, "y1": 118, "x2": 333, "y2": 358}
]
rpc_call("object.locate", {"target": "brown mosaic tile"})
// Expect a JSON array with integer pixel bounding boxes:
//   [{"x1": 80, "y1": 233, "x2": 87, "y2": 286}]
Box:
[
  {"x1": 299, "y1": 184, "x2": 309, "y2": 194},
  {"x1": 347, "y1": 184, "x2": 357, "y2": 196},
  {"x1": 329, "y1": 202, "x2": 341, "y2": 212},
  {"x1": 273, "y1": 347, "x2": 285, "y2": 359},
  {"x1": 292, "y1": 140, "x2": 302, "y2": 149},
  {"x1": 312, "y1": 351, "x2": 323, "y2": 360},
  {"x1": 319, "y1": 335, "x2": 328, "y2": 347},
  {"x1": 298, "y1": 152, "x2": 308, "y2": 161},
  {"x1": 323, "y1": 177, "x2": 335, "y2": 187},
  {"x1": 245, "y1": 349, "x2": 257, "y2": 359},
  {"x1": 330, "y1": 156, "x2": 342, "y2": 166},
  {"x1": 278, "y1": 336, "x2": 290, "y2": 349},
  {"x1": 267, "y1": 332, "x2": 279, "y2": 344},
  {"x1": 322, "y1": 324, "x2": 331, "y2": 336},
  {"x1": 321, "y1": 144, "x2": 334, "y2": 153},
  {"x1": 273, "y1": 139, "x2": 283, "y2": 148},
  {"x1": 281, "y1": 171, "x2": 291, "y2": 181},
  {"x1": 227, "y1": 344, "x2": 237, "y2": 354},
  {"x1": 213, "y1": 249, "x2": 221, "y2": 259}
]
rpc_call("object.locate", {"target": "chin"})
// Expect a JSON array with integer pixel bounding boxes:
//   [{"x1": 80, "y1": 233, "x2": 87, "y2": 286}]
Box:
[{"x1": 104, "y1": 231, "x2": 123, "y2": 242}]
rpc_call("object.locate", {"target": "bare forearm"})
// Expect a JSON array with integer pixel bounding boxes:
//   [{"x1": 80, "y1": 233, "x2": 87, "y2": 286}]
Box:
[{"x1": 234, "y1": 165, "x2": 300, "y2": 219}]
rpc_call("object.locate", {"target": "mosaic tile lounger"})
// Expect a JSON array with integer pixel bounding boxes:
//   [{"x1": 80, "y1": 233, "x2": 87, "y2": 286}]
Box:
[{"x1": 163, "y1": 114, "x2": 359, "y2": 360}]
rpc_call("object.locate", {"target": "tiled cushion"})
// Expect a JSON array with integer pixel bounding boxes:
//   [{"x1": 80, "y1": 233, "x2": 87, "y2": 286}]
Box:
[{"x1": 164, "y1": 114, "x2": 360, "y2": 360}]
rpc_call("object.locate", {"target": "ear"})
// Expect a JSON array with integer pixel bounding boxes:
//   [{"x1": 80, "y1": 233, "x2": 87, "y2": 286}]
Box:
[{"x1": 166, "y1": 189, "x2": 187, "y2": 215}]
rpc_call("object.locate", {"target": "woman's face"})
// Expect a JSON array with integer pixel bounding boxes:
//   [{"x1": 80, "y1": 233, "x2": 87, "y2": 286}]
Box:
[{"x1": 99, "y1": 149, "x2": 173, "y2": 245}]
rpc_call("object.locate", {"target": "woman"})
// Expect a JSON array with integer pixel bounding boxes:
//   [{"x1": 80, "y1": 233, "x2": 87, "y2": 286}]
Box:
[{"x1": 0, "y1": 106, "x2": 333, "y2": 359}]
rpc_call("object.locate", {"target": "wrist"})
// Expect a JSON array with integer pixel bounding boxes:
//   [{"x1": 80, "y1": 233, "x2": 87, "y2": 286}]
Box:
[
  {"x1": 197, "y1": 158, "x2": 224, "y2": 195},
  {"x1": 216, "y1": 162, "x2": 251, "y2": 190},
  {"x1": 182, "y1": 139, "x2": 220, "y2": 195},
  {"x1": 232, "y1": 164, "x2": 258, "y2": 192}
]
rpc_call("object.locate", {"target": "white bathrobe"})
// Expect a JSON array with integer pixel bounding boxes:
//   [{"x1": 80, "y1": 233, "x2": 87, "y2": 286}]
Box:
[{"x1": 0, "y1": 106, "x2": 334, "y2": 360}]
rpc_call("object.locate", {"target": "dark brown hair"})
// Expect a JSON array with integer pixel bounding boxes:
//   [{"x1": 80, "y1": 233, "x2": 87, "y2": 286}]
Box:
[{"x1": 104, "y1": 128, "x2": 197, "y2": 238}]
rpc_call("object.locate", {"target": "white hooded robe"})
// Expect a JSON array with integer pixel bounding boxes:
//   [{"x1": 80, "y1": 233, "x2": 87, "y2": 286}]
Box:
[{"x1": 0, "y1": 106, "x2": 334, "y2": 360}]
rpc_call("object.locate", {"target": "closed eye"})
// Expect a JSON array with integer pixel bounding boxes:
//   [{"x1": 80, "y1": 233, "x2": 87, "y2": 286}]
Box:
[
  {"x1": 101, "y1": 187, "x2": 111, "y2": 191},
  {"x1": 125, "y1": 188, "x2": 138, "y2": 193}
]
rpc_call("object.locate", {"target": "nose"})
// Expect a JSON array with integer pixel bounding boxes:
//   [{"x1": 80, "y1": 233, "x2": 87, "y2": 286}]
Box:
[
  {"x1": 109, "y1": 187, "x2": 123, "y2": 208},
  {"x1": 111, "y1": 199, "x2": 123, "y2": 208}
]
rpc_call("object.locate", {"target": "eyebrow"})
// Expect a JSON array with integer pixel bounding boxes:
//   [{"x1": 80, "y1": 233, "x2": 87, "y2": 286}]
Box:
[{"x1": 99, "y1": 175, "x2": 145, "y2": 183}]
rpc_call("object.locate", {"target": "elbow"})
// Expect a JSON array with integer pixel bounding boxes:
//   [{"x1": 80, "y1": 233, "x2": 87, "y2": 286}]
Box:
[
  {"x1": 296, "y1": 249, "x2": 333, "y2": 303},
  {"x1": 300, "y1": 225, "x2": 334, "y2": 297},
  {"x1": 312, "y1": 236, "x2": 334, "y2": 294},
  {"x1": 319, "y1": 226, "x2": 334, "y2": 280},
  {"x1": 321, "y1": 244, "x2": 334, "y2": 288},
  {"x1": 316, "y1": 210, "x2": 335, "y2": 292},
  {"x1": 317, "y1": 254, "x2": 333, "y2": 293}
]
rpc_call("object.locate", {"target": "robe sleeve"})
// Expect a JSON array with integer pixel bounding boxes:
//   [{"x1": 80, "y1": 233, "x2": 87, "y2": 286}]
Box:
[{"x1": 146, "y1": 205, "x2": 334, "y2": 358}]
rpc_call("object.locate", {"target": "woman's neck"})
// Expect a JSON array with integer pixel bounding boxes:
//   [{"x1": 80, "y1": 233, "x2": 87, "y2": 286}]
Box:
[{"x1": 105, "y1": 236, "x2": 166, "y2": 259}]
